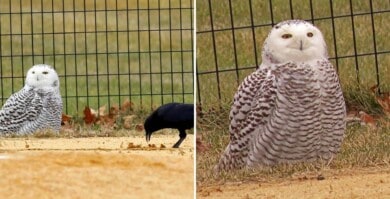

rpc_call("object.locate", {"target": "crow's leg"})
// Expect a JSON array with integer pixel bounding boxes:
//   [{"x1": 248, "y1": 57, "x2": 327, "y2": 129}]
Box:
[{"x1": 173, "y1": 129, "x2": 187, "y2": 148}]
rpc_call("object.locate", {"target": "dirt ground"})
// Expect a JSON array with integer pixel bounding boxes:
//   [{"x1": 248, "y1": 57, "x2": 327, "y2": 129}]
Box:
[
  {"x1": 197, "y1": 168, "x2": 390, "y2": 199},
  {"x1": 0, "y1": 135, "x2": 194, "y2": 199}
]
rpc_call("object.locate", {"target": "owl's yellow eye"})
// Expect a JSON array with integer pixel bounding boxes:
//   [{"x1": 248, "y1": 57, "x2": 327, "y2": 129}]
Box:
[
  {"x1": 282, "y1": 34, "x2": 292, "y2": 39},
  {"x1": 42, "y1": 71, "x2": 48, "y2": 74},
  {"x1": 307, "y1": 32, "x2": 313, "y2": 37}
]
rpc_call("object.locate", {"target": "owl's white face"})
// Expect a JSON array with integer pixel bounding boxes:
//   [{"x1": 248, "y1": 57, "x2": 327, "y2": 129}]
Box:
[
  {"x1": 262, "y1": 20, "x2": 328, "y2": 64},
  {"x1": 25, "y1": 64, "x2": 59, "y2": 89}
]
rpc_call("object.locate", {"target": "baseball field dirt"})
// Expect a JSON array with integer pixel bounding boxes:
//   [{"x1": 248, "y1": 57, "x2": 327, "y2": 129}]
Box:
[
  {"x1": 0, "y1": 135, "x2": 194, "y2": 199},
  {"x1": 197, "y1": 167, "x2": 390, "y2": 198}
]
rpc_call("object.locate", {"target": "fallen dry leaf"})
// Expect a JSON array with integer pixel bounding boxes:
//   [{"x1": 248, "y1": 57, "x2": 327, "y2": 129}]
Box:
[
  {"x1": 196, "y1": 103, "x2": 204, "y2": 118},
  {"x1": 97, "y1": 115, "x2": 116, "y2": 126},
  {"x1": 196, "y1": 135, "x2": 210, "y2": 153},
  {"x1": 135, "y1": 124, "x2": 144, "y2": 132},
  {"x1": 370, "y1": 84, "x2": 379, "y2": 94},
  {"x1": 62, "y1": 113, "x2": 72, "y2": 123},
  {"x1": 61, "y1": 113, "x2": 72, "y2": 127},
  {"x1": 121, "y1": 99, "x2": 134, "y2": 114},
  {"x1": 98, "y1": 105, "x2": 107, "y2": 116},
  {"x1": 83, "y1": 106, "x2": 96, "y2": 125},
  {"x1": 109, "y1": 105, "x2": 120, "y2": 117},
  {"x1": 376, "y1": 95, "x2": 390, "y2": 116},
  {"x1": 122, "y1": 115, "x2": 136, "y2": 129},
  {"x1": 359, "y1": 111, "x2": 376, "y2": 127},
  {"x1": 370, "y1": 84, "x2": 390, "y2": 116},
  {"x1": 127, "y1": 142, "x2": 141, "y2": 149}
]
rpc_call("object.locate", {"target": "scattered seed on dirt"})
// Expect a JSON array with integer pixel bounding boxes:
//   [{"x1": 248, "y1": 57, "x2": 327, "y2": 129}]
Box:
[
  {"x1": 127, "y1": 142, "x2": 141, "y2": 149},
  {"x1": 317, "y1": 174, "x2": 325, "y2": 180}
]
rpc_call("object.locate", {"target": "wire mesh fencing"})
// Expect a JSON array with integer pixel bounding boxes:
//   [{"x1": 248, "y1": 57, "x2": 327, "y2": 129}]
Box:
[
  {"x1": 0, "y1": 0, "x2": 194, "y2": 115},
  {"x1": 197, "y1": 0, "x2": 390, "y2": 108}
]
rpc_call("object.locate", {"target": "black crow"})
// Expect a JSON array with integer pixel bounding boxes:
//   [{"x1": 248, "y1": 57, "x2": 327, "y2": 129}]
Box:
[{"x1": 144, "y1": 103, "x2": 194, "y2": 148}]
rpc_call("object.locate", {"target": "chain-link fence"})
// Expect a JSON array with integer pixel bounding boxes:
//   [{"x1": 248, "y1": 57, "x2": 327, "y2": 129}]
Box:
[
  {"x1": 197, "y1": 0, "x2": 390, "y2": 108},
  {"x1": 0, "y1": 0, "x2": 194, "y2": 115}
]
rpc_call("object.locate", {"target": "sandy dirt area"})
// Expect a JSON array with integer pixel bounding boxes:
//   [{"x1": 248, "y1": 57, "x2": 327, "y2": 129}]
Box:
[
  {"x1": 0, "y1": 135, "x2": 194, "y2": 199},
  {"x1": 198, "y1": 168, "x2": 390, "y2": 199}
]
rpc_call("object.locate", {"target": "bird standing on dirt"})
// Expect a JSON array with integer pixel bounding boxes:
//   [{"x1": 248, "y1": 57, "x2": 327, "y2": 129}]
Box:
[
  {"x1": 215, "y1": 20, "x2": 346, "y2": 171},
  {"x1": 0, "y1": 64, "x2": 63, "y2": 135},
  {"x1": 144, "y1": 103, "x2": 194, "y2": 148}
]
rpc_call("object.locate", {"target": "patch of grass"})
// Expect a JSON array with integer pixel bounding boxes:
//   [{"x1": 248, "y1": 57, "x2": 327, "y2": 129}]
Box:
[
  {"x1": 343, "y1": 85, "x2": 384, "y2": 115},
  {"x1": 197, "y1": 110, "x2": 390, "y2": 186}
]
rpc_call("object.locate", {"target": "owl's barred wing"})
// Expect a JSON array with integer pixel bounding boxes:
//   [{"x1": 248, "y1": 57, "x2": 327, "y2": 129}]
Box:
[
  {"x1": 229, "y1": 66, "x2": 276, "y2": 141},
  {"x1": 315, "y1": 60, "x2": 346, "y2": 156},
  {"x1": 0, "y1": 87, "x2": 43, "y2": 133},
  {"x1": 216, "y1": 65, "x2": 278, "y2": 170},
  {"x1": 44, "y1": 91, "x2": 63, "y2": 131}
]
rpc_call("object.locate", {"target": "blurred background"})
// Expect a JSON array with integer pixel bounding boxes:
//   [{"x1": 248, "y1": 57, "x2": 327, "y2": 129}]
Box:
[
  {"x1": 0, "y1": 0, "x2": 194, "y2": 116},
  {"x1": 197, "y1": 0, "x2": 390, "y2": 114}
]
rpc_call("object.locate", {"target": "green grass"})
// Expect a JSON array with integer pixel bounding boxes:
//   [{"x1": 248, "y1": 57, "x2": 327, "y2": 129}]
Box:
[
  {"x1": 0, "y1": 0, "x2": 194, "y2": 115},
  {"x1": 197, "y1": 104, "x2": 390, "y2": 186},
  {"x1": 196, "y1": 0, "x2": 390, "y2": 186}
]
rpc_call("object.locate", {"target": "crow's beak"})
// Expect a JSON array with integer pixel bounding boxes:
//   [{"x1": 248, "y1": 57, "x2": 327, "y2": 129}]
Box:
[{"x1": 146, "y1": 132, "x2": 151, "y2": 142}]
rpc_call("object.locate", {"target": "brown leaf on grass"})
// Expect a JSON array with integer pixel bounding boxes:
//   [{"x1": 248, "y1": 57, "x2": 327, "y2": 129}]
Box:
[
  {"x1": 61, "y1": 113, "x2": 72, "y2": 125},
  {"x1": 370, "y1": 84, "x2": 379, "y2": 94},
  {"x1": 97, "y1": 115, "x2": 116, "y2": 126},
  {"x1": 61, "y1": 113, "x2": 74, "y2": 131},
  {"x1": 122, "y1": 115, "x2": 136, "y2": 129},
  {"x1": 89, "y1": 107, "x2": 98, "y2": 117},
  {"x1": 376, "y1": 94, "x2": 390, "y2": 116},
  {"x1": 135, "y1": 124, "x2": 144, "y2": 132},
  {"x1": 95, "y1": 104, "x2": 120, "y2": 126},
  {"x1": 196, "y1": 103, "x2": 204, "y2": 118},
  {"x1": 121, "y1": 99, "x2": 134, "y2": 114},
  {"x1": 160, "y1": 144, "x2": 166, "y2": 149},
  {"x1": 196, "y1": 135, "x2": 210, "y2": 153},
  {"x1": 83, "y1": 106, "x2": 96, "y2": 124},
  {"x1": 148, "y1": 144, "x2": 157, "y2": 148},
  {"x1": 370, "y1": 84, "x2": 390, "y2": 116},
  {"x1": 109, "y1": 104, "x2": 120, "y2": 117},
  {"x1": 359, "y1": 111, "x2": 376, "y2": 127},
  {"x1": 98, "y1": 105, "x2": 107, "y2": 116}
]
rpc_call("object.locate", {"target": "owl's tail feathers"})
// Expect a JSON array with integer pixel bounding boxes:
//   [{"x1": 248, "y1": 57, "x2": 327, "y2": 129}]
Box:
[{"x1": 213, "y1": 143, "x2": 246, "y2": 172}]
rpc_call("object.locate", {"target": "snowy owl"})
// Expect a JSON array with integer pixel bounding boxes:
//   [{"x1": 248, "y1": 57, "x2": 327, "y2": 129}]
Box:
[
  {"x1": 0, "y1": 64, "x2": 62, "y2": 135},
  {"x1": 215, "y1": 20, "x2": 346, "y2": 171}
]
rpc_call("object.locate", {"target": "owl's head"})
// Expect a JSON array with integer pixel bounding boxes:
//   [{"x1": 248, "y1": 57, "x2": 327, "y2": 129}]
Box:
[
  {"x1": 26, "y1": 64, "x2": 60, "y2": 89},
  {"x1": 262, "y1": 20, "x2": 328, "y2": 64}
]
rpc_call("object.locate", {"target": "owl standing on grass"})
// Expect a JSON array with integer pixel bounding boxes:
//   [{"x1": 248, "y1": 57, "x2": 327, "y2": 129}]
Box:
[
  {"x1": 215, "y1": 20, "x2": 346, "y2": 171},
  {"x1": 0, "y1": 64, "x2": 62, "y2": 135}
]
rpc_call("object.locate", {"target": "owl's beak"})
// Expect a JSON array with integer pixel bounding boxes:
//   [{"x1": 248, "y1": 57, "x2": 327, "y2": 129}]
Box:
[
  {"x1": 299, "y1": 40, "x2": 303, "y2": 51},
  {"x1": 36, "y1": 74, "x2": 42, "y2": 81}
]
